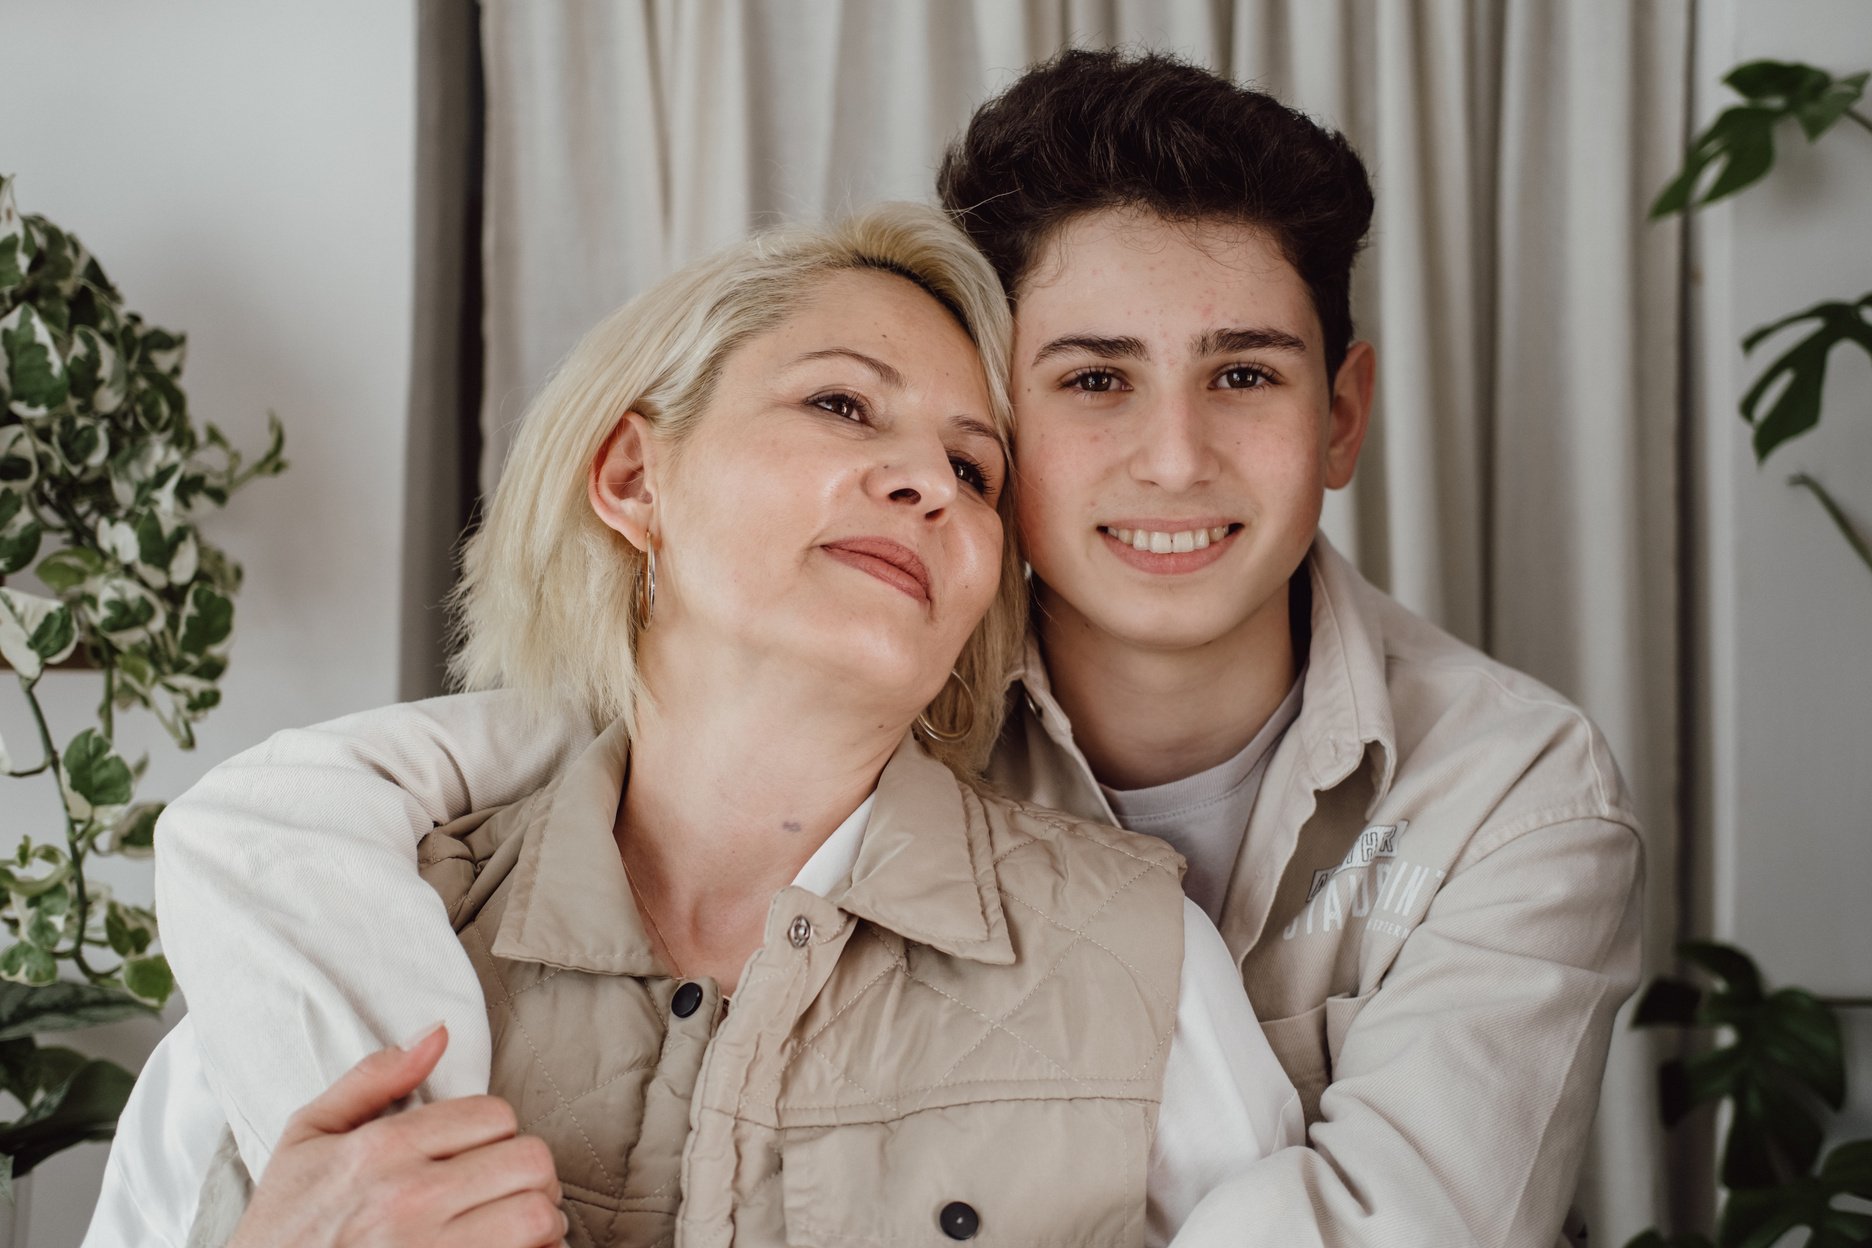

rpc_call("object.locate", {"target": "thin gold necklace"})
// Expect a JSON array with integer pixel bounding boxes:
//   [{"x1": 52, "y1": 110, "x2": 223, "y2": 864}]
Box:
[{"x1": 624, "y1": 865, "x2": 685, "y2": 979}]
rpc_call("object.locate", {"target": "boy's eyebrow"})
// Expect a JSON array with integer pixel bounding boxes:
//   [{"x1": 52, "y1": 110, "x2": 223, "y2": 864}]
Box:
[
  {"x1": 1030, "y1": 334, "x2": 1149, "y2": 367},
  {"x1": 1192, "y1": 327, "x2": 1309, "y2": 356}
]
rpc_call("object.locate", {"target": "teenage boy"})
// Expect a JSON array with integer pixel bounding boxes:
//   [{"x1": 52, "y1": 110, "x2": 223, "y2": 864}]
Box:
[{"x1": 151, "y1": 49, "x2": 1639, "y2": 1247}]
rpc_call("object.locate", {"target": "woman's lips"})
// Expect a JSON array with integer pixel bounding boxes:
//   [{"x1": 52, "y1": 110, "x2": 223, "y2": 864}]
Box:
[
  {"x1": 821, "y1": 538, "x2": 932, "y2": 604},
  {"x1": 1097, "y1": 522, "x2": 1241, "y2": 573}
]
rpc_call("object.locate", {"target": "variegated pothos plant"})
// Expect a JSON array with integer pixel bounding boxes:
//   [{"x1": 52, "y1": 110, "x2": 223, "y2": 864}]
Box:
[{"x1": 0, "y1": 174, "x2": 284, "y2": 1200}]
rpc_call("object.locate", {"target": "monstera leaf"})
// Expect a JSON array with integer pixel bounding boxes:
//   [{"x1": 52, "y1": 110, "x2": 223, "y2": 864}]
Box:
[
  {"x1": 1652, "y1": 60, "x2": 1870, "y2": 217},
  {"x1": 1633, "y1": 942, "x2": 1844, "y2": 1189},
  {"x1": 1739, "y1": 294, "x2": 1872, "y2": 464}
]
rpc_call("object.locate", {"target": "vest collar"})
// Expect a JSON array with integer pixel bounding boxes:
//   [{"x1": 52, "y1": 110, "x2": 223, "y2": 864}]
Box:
[{"x1": 490, "y1": 722, "x2": 1015, "y2": 977}]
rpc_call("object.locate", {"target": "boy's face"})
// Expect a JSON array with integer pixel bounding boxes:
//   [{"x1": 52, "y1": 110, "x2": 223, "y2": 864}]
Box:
[{"x1": 1010, "y1": 209, "x2": 1372, "y2": 659}]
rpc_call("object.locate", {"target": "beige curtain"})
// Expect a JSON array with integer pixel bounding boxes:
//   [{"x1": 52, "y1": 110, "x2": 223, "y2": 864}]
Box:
[{"x1": 480, "y1": 1, "x2": 1688, "y2": 1238}]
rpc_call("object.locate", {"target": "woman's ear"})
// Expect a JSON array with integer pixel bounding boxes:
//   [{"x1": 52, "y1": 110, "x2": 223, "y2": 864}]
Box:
[{"x1": 589, "y1": 411, "x2": 659, "y2": 550}]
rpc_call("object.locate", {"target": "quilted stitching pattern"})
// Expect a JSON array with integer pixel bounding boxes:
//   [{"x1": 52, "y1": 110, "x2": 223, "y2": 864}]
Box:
[{"x1": 422, "y1": 776, "x2": 1184, "y2": 1248}]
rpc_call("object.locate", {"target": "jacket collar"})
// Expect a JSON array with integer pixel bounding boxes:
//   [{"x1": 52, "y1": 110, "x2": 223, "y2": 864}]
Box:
[
  {"x1": 490, "y1": 722, "x2": 1015, "y2": 977},
  {"x1": 1009, "y1": 532, "x2": 1398, "y2": 805}
]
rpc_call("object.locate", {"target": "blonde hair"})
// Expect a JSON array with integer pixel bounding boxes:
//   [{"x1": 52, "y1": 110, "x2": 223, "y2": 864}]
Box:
[{"x1": 449, "y1": 203, "x2": 1025, "y2": 774}]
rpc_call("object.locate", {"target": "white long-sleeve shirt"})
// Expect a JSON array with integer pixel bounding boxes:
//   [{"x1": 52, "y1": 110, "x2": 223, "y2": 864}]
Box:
[{"x1": 88, "y1": 702, "x2": 1301, "y2": 1246}]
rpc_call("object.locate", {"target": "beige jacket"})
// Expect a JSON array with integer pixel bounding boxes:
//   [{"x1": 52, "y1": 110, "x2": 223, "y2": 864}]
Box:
[
  {"x1": 992, "y1": 535, "x2": 1645, "y2": 1246},
  {"x1": 416, "y1": 723, "x2": 1187, "y2": 1247}
]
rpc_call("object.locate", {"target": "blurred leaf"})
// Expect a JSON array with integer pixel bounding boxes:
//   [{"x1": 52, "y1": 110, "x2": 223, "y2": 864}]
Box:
[
  {"x1": 1654, "y1": 61, "x2": 1870, "y2": 217},
  {"x1": 0, "y1": 490, "x2": 42, "y2": 575},
  {"x1": 0, "y1": 588, "x2": 77, "y2": 681},
  {"x1": 106, "y1": 803, "x2": 160, "y2": 858},
  {"x1": 60, "y1": 729, "x2": 133, "y2": 818},
  {"x1": 0, "y1": 944, "x2": 56, "y2": 988},
  {"x1": 0, "y1": 1056, "x2": 135, "y2": 1176},
  {"x1": 1718, "y1": 1141, "x2": 1872, "y2": 1248},
  {"x1": 1739, "y1": 295, "x2": 1872, "y2": 462},
  {"x1": 119, "y1": 954, "x2": 173, "y2": 1007},
  {"x1": 1635, "y1": 977, "x2": 1704, "y2": 1027},
  {"x1": 0, "y1": 302, "x2": 67, "y2": 416},
  {"x1": 0, "y1": 981, "x2": 154, "y2": 1041}
]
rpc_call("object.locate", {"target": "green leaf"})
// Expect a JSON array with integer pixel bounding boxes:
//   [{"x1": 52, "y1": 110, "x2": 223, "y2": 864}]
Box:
[
  {"x1": 0, "y1": 1057, "x2": 136, "y2": 1176},
  {"x1": 178, "y1": 582, "x2": 233, "y2": 655},
  {"x1": 0, "y1": 176, "x2": 31, "y2": 292},
  {"x1": 0, "y1": 981, "x2": 155, "y2": 1041},
  {"x1": 90, "y1": 576, "x2": 164, "y2": 646},
  {"x1": 0, "y1": 302, "x2": 67, "y2": 417},
  {"x1": 106, "y1": 803, "x2": 161, "y2": 858},
  {"x1": 119, "y1": 954, "x2": 173, "y2": 1006},
  {"x1": 1718, "y1": 1140, "x2": 1872, "y2": 1248},
  {"x1": 1739, "y1": 295, "x2": 1872, "y2": 462},
  {"x1": 33, "y1": 546, "x2": 102, "y2": 595},
  {"x1": 59, "y1": 728, "x2": 133, "y2": 818},
  {"x1": 0, "y1": 944, "x2": 57, "y2": 987},
  {"x1": 0, "y1": 424, "x2": 37, "y2": 494},
  {"x1": 0, "y1": 490, "x2": 41, "y2": 575},
  {"x1": 1680, "y1": 942, "x2": 1765, "y2": 1001},
  {"x1": 0, "y1": 587, "x2": 78, "y2": 681},
  {"x1": 1653, "y1": 62, "x2": 1870, "y2": 218},
  {"x1": 1650, "y1": 106, "x2": 1778, "y2": 217}
]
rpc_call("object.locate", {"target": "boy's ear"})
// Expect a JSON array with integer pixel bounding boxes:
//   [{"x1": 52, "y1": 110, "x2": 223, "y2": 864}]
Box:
[
  {"x1": 588, "y1": 412, "x2": 659, "y2": 549},
  {"x1": 1324, "y1": 340, "x2": 1376, "y2": 491}
]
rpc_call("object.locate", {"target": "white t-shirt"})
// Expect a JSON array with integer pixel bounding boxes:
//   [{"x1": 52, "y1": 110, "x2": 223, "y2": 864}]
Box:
[
  {"x1": 1102, "y1": 679, "x2": 1305, "y2": 921},
  {"x1": 88, "y1": 790, "x2": 1301, "y2": 1248}
]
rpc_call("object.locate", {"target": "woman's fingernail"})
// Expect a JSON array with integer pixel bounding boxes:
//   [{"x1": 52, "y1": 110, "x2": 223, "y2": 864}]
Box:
[{"x1": 396, "y1": 1020, "x2": 447, "y2": 1051}]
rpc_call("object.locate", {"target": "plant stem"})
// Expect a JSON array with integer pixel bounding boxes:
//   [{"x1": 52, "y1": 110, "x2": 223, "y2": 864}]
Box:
[
  {"x1": 99, "y1": 663, "x2": 114, "y2": 743},
  {"x1": 1847, "y1": 108, "x2": 1872, "y2": 137},
  {"x1": 1821, "y1": 996, "x2": 1872, "y2": 1010},
  {"x1": 1788, "y1": 473, "x2": 1872, "y2": 578},
  {"x1": 22, "y1": 679, "x2": 100, "y2": 979}
]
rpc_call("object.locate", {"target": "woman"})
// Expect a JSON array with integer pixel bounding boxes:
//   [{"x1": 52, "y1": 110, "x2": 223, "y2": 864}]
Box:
[{"x1": 89, "y1": 204, "x2": 1299, "y2": 1248}]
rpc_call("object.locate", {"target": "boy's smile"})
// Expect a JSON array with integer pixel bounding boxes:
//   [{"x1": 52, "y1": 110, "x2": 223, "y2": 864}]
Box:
[{"x1": 1009, "y1": 208, "x2": 1373, "y2": 660}]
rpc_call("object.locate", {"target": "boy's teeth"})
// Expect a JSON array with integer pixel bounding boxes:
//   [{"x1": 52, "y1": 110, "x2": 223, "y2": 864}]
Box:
[{"x1": 1105, "y1": 525, "x2": 1232, "y2": 552}]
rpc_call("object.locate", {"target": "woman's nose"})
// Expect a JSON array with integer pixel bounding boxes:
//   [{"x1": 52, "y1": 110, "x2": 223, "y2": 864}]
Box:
[{"x1": 874, "y1": 436, "x2": 958, "y2": 515}]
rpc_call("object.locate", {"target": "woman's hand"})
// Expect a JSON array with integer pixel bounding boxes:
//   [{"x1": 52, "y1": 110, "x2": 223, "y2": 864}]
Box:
[{"x1": 228, "y1": 1024, "x2": 567, "y2": 1248}]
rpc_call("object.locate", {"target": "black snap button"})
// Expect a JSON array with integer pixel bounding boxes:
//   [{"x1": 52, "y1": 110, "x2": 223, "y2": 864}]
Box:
[
  {"x1": 671, "y1": 981, "x2": 703, "y2": 1018},
  {"x1": 939, "y1": 1201, "x2": 979, "y2": 1240}
]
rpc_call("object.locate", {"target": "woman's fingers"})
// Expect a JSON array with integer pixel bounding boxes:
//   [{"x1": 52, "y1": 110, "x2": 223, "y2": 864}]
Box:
[
  {"x1": 382, "y1": 1093, "x2": 525, "y2": 1160},
  {"x1": 444, "y1": 1189, "x2": 570, "y2": 1248},
  {"x1": 279, "y1": 1023, "x2": 450, "y2": 1144}
]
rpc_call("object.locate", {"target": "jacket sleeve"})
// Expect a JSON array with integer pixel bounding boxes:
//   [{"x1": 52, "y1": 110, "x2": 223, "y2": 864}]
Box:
[
  {"x1": 1167, "y1": 815, "x2": 1644, "y2": 1247},
  {"x1": 152, "y1": 689, "x2": 592, "y2": 1178}
]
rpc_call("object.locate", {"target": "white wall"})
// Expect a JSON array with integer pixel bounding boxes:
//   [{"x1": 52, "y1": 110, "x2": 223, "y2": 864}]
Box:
[
  {"x1": 0, "y1": 2, "x2": 418, "y2": 1239},
  {"x1": 1690, "y1": 0, "x2": 1872, "y2": 1163}
]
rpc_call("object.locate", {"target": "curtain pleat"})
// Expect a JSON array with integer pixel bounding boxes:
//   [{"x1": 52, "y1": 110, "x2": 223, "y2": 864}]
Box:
[{"x1": 478, "y1": 2, "x2": 1690, "y2": 1237}]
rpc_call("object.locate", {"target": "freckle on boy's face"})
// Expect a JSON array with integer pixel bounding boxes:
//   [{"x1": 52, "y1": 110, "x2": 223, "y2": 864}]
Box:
[{"x1": 1009, "y1": 209, "x2": 1347, "y2": 657}]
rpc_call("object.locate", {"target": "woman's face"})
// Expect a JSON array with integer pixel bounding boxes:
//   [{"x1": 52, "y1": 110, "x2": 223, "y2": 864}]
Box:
[{"x1": 625, "y1": 269, "x2": 1006, "y2": 717}]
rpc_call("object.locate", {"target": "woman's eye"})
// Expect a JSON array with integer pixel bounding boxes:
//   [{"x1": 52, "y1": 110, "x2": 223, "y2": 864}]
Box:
[
  {"x1": 811, "y1": 391, "x2": 867, "y2": 421},
  {"x1": 950, "y1": 455, "x2": 991, "y2": 495},
  {"x1": 1215, "y1": 364, "x2": 1275, "y2": 390},
  {"x1": 1065, "y1": 369, "x2": 1125, "y2": 394}
]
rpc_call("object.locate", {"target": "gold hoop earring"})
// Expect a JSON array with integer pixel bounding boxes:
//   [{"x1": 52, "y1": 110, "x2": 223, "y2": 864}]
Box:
[
  {"x1": 915, "y1": 669, "x2": 976, "y2": 745},
  {"x1": 635, "y1": 541, "x2": 657, "y2": 625}
]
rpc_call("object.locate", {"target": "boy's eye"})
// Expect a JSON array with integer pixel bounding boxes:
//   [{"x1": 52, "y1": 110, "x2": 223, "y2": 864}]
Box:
[
  {"x1": 1216, "y1": 365, "x2": 1275, "y2": 390},
  {"x1": 811, "y1": 391, "x2": 866, "y2": 421},
  {"x1": 1064, "y1": 369, "x2": 1126, "y2": 394}
]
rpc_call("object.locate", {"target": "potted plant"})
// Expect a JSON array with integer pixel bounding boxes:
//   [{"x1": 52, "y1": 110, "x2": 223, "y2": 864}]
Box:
[
  {"x1": 0, "y1": 173, "x2": 285, "y2": 1230},
  {"x1": 1624, "y1": 59, "x2": 1872, "y2": 1248}
]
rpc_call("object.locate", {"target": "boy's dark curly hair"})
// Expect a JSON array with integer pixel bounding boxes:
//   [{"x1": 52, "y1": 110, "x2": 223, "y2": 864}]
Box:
[{"x1": 938, "y1": 48, "x2": 1375, "y2": 377}]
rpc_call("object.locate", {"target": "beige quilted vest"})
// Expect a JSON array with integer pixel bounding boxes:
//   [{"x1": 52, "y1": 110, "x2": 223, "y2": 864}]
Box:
[{"x1": 415, "y1": 723, "x2": 1186, "y2": 1248}]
